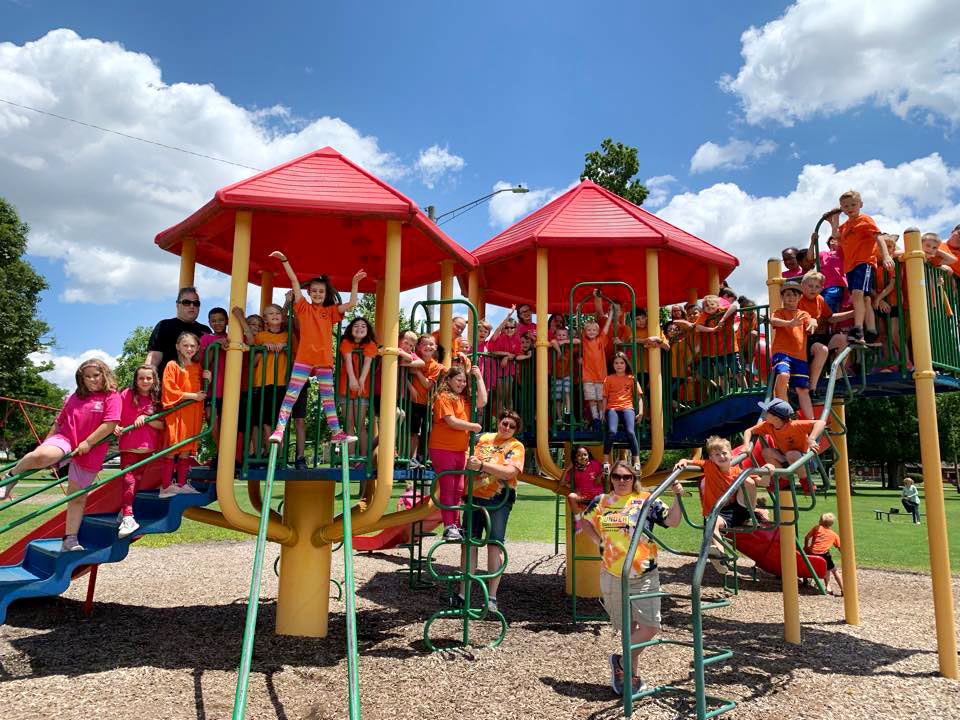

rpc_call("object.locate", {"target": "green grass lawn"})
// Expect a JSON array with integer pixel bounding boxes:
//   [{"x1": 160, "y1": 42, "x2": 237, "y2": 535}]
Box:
[{"x1": 2, "y1": 476, "x2": 958, "y2": 572}]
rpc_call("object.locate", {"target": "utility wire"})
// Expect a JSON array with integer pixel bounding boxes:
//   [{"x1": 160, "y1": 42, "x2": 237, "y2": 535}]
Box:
[{"x1": 0, "y1": 97, "x2": 263, "y2": 172}]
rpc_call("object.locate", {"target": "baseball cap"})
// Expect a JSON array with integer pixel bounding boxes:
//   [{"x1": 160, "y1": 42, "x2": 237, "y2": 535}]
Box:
[
  {"x1": 757, "y1": 398, "x2": 794, "y2": 420},
  {"x1": 780, "y1": 281, "x2": 802, "y2": 295}
]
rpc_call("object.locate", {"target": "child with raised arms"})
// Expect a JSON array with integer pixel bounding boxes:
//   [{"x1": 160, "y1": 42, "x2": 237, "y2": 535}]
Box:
[
  {"x1": 548, "y1": 326, "x2": 579, "y2": 418},
  {"x1": 267, "y1": 251, "x2": 365, "y2": 445},
  {"x1": 0, "y1": 359, "x2": 120, "y2": 551},
  {"x1": 160, "y1": 332, "x2": 209, "y2": 498},
  {"x1": 580, "y1": 462, "x2": 684, "y2": 696},
  {"x1": 581, "y1": 295, "x2": 617, "y2": 432},
  {"x1": 114, "y1": 364, "x2": 165, "y2": 538}
]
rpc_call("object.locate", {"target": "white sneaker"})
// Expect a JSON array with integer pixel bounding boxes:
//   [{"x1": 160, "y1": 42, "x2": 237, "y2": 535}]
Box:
[
  {"x1": 603, "y1": 463, "x2": 611, "y2": 475},
  {"x1": 633, "y1": 462, "x2": 643, "y2": 474},
  {"x1": 118, "y1": 516, "x2": 140, "y2": 539},
  {"x1": 158, "y1": 485, "x2": 179, "y2": 499},
  {"x1": 61, "y1": 536, "x2": 84, "y2": 552},
  {"x1": 177, "y1": 483, "x2": 201, "y2": 495},
  {"x1": 442, "y1": 525, "x2": 464, "y2": 542}
]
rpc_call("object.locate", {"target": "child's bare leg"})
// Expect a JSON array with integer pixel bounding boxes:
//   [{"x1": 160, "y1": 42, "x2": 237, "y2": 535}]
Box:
[
  {"x1": 774, "y1": 373, "x2": 790, "y2": 402},
  {"x1": 831, "y1": 569, "x2": 844, "y2": 595},
  {"x1": 738, "y1": 476, "x2": 758, "y2": 509},
  {"x1": 852, "y1": 289, "x2": 866, "y2": 330},
  {"x1": 809, "y1": 343, "x2": 829, "y2": 390},
  {"x1": 1, "y1": 444, "x2": 66, "y2": 499},
  {"x1": 64, "y1": 478, "x2": 87, "y2": 536},
  {"x1": 629, "y1": 623, "x2": 658, "y2": 671},
  {"x1": 864, "y1": 295, "x2": 877, "y2": 333},
  {"x1": 796, "y1": 387, "x2": 814, "y2": 421}
]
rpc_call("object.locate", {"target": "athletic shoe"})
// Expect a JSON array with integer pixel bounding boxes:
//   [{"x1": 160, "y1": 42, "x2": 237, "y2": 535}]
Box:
[
  {"x1": 603, "y1": 463, "x2": 611, "y2": 475},
  {"x1": 61, "y1": 536, "x2": 84, "y2": 552},
  {"x1": 0, "y1": 473, "x2": 14, "y2": 502},
  {"x1": 630, "y1": 676, "x2": 649, "y2": 696},
  {"x1": 329, "y1": 432, "x2": 358, "y2": 444},
  {"x1": 408, "y1": 457, "x2": 423, "y2": 469},
  {"x1": 294, "y1": 456, "x2": 308, "y2": 471},
  {"x1": 609, "y1": 654, "x2": 624, "y2": 695},
  {"x1": 848, "y1": 327, "x2": 865, "y2": 344},
  {"x1": 118, "y1": 516, "x2": 140, "y2": 539},
  {"x1": 177, "y1": 483, "x2": 201, "y2": 495},
  {"x1": 158, "y1": 485, "x2": 179, "y2": 499},
  {"x1": 864, "y1": 329, "x2": 880, "y2": 344},
  {"x1": 442, "y1": 525, "x2": 464, "y2": 542},
  {"x1": 487, "y1": 597, "x2": 498, "y2": 614},
  {"x1": 449, "y1": 593, "x2": 464, "y2": 609}
]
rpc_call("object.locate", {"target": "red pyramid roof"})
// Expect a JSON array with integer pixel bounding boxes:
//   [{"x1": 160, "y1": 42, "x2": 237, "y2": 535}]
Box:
[
  {"x1": 155, "y1": 147, "x2": 475, "y2": 293},
  {"x1": 469, "y1": 180, "x2": 737, "y2": 311}
]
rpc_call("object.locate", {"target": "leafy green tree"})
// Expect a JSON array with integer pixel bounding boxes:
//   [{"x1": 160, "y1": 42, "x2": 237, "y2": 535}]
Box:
[
  {"x1": 846, "y1": 395, "x2": 920, "y2": 488},
  {"x1": 581, "y1": 138, "x2": 649, "y2": 206},
  {"x1": 936, "y1": 393, "x2": 960, "y2": 492},
  {"x1": 114, "y1": 325, "x2": 152, "y2": 390}
]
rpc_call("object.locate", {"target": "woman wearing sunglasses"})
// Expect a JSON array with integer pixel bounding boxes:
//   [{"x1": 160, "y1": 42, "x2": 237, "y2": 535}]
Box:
[
  {"x1": 453, "y1": 410, "x2": 525, "y2": 614},
  {"x1": 580, "y1": 462, "x2": 684, "y2": 697}
]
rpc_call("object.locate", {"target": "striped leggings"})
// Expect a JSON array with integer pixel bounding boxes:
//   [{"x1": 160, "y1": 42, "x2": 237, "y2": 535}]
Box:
[{"x1": 272, "y1": 363, "x2": 341, "y2": 437}]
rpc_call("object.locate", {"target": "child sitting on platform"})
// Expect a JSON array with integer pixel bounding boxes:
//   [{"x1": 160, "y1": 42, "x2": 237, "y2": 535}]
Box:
[
  {"x1": 580, "y1": 462, "x2": 684, "y2": 697},
  {"x1": 741, "y1": 398, "x2": 826, "y2": 493},
  {"x1": 798, "y1": 271, "x2": 850, "y2": 391},
  {"x1": 804, "y1": 512, "x2": 843, "y2": 596}
]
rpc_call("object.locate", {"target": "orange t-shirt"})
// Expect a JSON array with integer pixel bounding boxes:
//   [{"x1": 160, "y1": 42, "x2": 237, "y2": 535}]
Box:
[
  {"x1": 940, "y1": 242, "x2": 960, "y2": 277},
  {"x1": 689, "y1": 458, "x2": 740, "y2": 518},
  {"x1": 771, "y1": 309, "x2": 811, "y2": 360},
  {"x1": 697, "y1": 311, "x2": 738, "y2": 357},
  {"x1": 338, "y1": 339, "x2": 379, "y2": 398},
  {"x1": 411, "y1": 358, "x2": 444, "y2": 405},
  {"x1": 581, "y1": 332, "x2": 609, "y2": 383},
  {"x1": 252, "y1": 330, "x2": 289, "y2": 387},
  {"x1": 428, "y1": 392, "x2": 471, "y2": 452},
  {"x1": 432, "y1": 330, "x2": 462, "y2": 356},
  {"x1": 162, "y1": 361, "x2": 203, "y2": 454},
  {"x1": 749, "y1": 418, "x2": 818, "y2": 454},
  {"x1": 838, "y1": 214, "x2": 881, "y2": 273},
  {"x1": 293, "y1": 297, "x2": 342, "y2": 367},
  {"x1": 805, "y1": 525, "x2": 841, "y2": 554},
  {"x1": 603, "y1": 373, "x2": 640, "y2": 410},
  {"x1": 798, "y1": 294, "x2": 833, "y2": 334}
]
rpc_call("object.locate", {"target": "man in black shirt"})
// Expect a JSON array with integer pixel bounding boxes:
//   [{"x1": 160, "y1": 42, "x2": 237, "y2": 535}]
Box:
[{"x1": 145, "y1": 286, "x2": 212, "y2": 373}]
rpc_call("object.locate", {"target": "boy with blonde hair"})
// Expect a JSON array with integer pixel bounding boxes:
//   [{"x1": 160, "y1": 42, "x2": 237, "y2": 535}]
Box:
[
  {"x1": 695, "y1": 294, "x2": 740, "y2": 387},
  {"x1": 922, "y1": 232, "x2": 958, "y2": 273},
  {"x1": 803, "y1": 512, "x2": 843, "y2": 596},
  {"x1": 798, "y1": 271, "x2": 851, "y2": 390},
  {"x1": 581, "y1": 303, "x2": 617, "y2": 432},
  {"x1": 823, "y1": 191, "x2": 895, "y2": 343},
  {"x1": 770, "y1": 281, "x2": 817, "y2": 420}
]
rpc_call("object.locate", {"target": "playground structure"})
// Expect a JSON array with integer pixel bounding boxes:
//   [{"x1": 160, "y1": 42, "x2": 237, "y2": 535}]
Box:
[{"x1": 0, "y1": 147, "x2": 958, "y2": 719}]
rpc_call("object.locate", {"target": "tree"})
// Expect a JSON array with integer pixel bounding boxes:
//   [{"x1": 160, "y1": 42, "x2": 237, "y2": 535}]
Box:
[
  {"x1": 846, "y1": 395, "x2": 920, "y2": 488},
  {"x1": 936, "y1": 393, "x2": 960, "y2": 492},
  {"x1": 114, "y1": 325, "x2": 153, "y2": 390},
  {"x1": 581, "y1": 138, "x2": 649, "y2": 206}
]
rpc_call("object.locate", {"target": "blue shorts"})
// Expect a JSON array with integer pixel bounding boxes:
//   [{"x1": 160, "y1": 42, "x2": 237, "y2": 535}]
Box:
[
  {"x1": 822, "y1": 286, "x2": 844, "y2": 313},
  {"x1": 772, "y1": 353, "x2": 809, "y2": 389},
  {"x1": 846, "y1": 263, "x2": 874, "y2": 294}
]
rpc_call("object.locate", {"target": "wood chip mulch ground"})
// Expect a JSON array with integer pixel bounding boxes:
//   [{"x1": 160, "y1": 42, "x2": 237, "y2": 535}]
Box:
[{"x1": 1, "y1": 539, "x2": 958, "y2": 720}]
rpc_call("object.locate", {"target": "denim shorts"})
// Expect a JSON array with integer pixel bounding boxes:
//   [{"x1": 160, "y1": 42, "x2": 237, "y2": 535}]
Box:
[
  {"x1": 468, "y1": 487, "x2": 516, "y2": 543},
  {"x1": 772, "y1": 353, "x2": 809, "y2": 389}
]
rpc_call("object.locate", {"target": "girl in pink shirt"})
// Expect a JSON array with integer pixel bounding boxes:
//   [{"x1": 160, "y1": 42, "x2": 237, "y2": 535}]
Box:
[
  {"x1": 561, "y1": 445, "x2": 605, "y2": 529},
  {"x1": 113, "y1": 365, "x2": 165, "y2": 539},
  {"x1": 0, "y1": 359, "x2": 120, "y2": 552},
  {"x1": 813, "y1": 232, "x2": 847, "y2": 313}
]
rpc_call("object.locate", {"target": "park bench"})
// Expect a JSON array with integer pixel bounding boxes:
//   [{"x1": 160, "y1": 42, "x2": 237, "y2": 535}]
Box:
[{"x1": 873, "y1": 507, "x2": 923, "y2": 522}]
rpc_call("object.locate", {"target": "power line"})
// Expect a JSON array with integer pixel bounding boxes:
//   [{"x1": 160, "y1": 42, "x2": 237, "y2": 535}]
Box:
[{"x1": 0, "y1": 97, "x2": 263, "y2": 172}]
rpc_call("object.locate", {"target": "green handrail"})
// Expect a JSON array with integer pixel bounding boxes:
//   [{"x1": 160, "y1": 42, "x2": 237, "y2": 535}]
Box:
[
  {"x1": 231, "y1": 442, "x2": 280, "y2": 720},
  {"x1": 340, "y1": 439, "x2": 362, "y2": 720}
]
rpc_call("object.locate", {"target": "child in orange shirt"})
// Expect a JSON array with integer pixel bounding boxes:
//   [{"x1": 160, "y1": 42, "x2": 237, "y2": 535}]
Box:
[
  {"x1": 601, "y1": 352, "x2": 643, "y2": 473},
  {"x1": 549, "y1": 326, "x2": 579, "y2": 418},
  {"x1": 409, "y1": 334, "x2": 445, "y2": 467},
  {"x1": 798, "y1": 272, "x2": 851, "y2": 391},
  {"x1": 742, "y1": 398, "x2": 826, "y2": 492},
  {"x1": 695, "y1": 294, "x2": 740, "y2": 386},
  {"x1": 160, "y1": 332, "x2": 209, "y2": 498},
  {"x1": 922, "y1": 232, "x2": 959, "y2": 272},
  {"x1": 339, "y1": 317, "x2": 378, "y2": 458},
  {"x1": 771, "y1": 281, "x2": 817, "y2": 420},
  {"x1": 268, "y1": 251, "x2": 365, "y2": 445},
  {"x1": 674, "y1": 435, "x2": 768, "y2": 573},
  {"x1": 874, "y1": 234, "x2": 906, "y2": 362},
  {"x1": 804, "y1": 512, "x2": 843, "y2": 596},
  {"x1": 824, "y1": 191, "x2": 895, "y2": 343},
  {"x1": 581, "y1": 301, "x2": 616, "y2": 432}
]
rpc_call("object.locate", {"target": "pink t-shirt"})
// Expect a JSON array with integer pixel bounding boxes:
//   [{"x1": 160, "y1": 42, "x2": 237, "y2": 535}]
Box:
[
  {"x1": 489, "y1": 332, "x2": 522, "y2": 377},
  {"x1": 117, "y1": 388, "x2": 162, "y2": 452},
  {"x1": 820, "y1": 249, "x2": 847, "y2": 289},
  {"x1": 571, "y1": 460, "x2": 604, "y2": 503},
  {"x1": 516, "y1": 321, "x2": 537, "y2": 341},
  {"x1": 782, "y1": 267, "x2": 803, "y2": 279},
  {"x1": 55, "y1": 390, "x2": 121, "y2": 471},
  {"x1": 200, "y1": 333, "x2": 227, "y2": 398}
]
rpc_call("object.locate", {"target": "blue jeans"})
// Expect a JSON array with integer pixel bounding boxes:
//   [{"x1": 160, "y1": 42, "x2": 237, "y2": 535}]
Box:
[
  {"x1": 604, "y1": 409, "x2": 638, "y2": 455},
  {"x1": 469, "y1": 487, "x2": 516, "y2": 543}
]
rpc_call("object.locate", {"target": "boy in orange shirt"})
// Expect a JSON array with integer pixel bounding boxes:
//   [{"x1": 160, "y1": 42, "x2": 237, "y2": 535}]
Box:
[
  {"x1": 409, "y1": 334, "x2": 445, "y2": 467},
  {"x1": 798, "y1": 271, "x2": 851, "y2": 391},
  {"x1": 674, "y1": 435, "x2": 768, "y2": 573},
  {"x1": 742, "y1": 398, "x2": 826, "y2": 492},
  {"x1": 549, "y1": 326, "x2": 579, "y2": 419},
  {"x1": 803, "y1": 512, "x2": 843, "y2": 596},
  {"x1": 581, "y1": 300, "x2": 617, "y2": 432},
  {"x1": 695, "y1": 294, "x2": 740, "y2": 387},
  {"x1": 824, "y1": 191, "x2": 895, "y2": 343},
  {"x1": 922, "y1": 232, "x2": 959, "y2": 273},
  {"x1": 771, "y1": 281, "x2": 817, "y2": 420}
]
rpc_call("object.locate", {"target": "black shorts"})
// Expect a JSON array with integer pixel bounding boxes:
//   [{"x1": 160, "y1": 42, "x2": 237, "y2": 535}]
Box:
[
  {"x1": 252, "y1": 385, "x2": 285, "y2": 426},
  {"x1": 718, "y1": 502, "x2": 752, "y2": 528},
  {"x1": 813, "y1": 551, "x2": 835, "y2": 571},
  {"x1": 291, "y1": 382, "x2": 309, "y2": 420},
  {"x1": 887, "y1": 305, "x2": 900, "y2": 318},
  {"x1": 373, "y1": 393, "x2": 381, "y2": 417},
  {"x1": 807, "y1": 334, "x2": 830, "y2": 354},
  {"x1": 410, "y1": 403, "x2": 427, "y2": 436}
]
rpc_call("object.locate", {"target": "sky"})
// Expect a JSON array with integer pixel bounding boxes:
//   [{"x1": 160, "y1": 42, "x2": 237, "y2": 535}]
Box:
[{"x1": 2, "y1": 0, "x2": 960, "y2": 387}]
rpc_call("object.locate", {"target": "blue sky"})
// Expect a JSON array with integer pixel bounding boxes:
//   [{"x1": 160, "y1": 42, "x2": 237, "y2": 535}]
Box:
[{"x1": 3, "y1": 0, "x2": 959, "y2": 386}]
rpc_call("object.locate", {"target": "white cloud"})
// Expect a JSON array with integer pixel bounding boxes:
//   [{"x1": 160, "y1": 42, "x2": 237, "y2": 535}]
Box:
[
  {"x1": 721, "y1": 0, "x2": 960, "y2": 126},
  {"x1": 487, "y1": 179, "x2": 578, "y2": 228},
  {"x1": 643, "y1": 175, "x2": 678, "y2": 209},
  {"x1": 29, "y1": 348, "x2": 119, "y2": 390},
  {"x1": 414, "y1": 144, "x2": 465, "y2": 189},
  {"x1": 690, "y1": 138, "x2": 776, "y2": 173},
  {"x1": 0, "y1": 29, "x2": 410, "y2": 304},
  {"x1": 657, "y1": 153, "x2": 960, "y2": 302}
]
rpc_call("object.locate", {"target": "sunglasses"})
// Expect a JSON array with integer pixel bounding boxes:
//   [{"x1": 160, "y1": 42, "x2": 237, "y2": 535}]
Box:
[
  {"x1": 610, "y1": 473, "x2": 634, "y2": 481},
  {"x1": 499, "y1": 419, "x2": 517, "y2": 430},
  {"x1": 179, "y1": 299, "x2": 201, "y2": 307}
]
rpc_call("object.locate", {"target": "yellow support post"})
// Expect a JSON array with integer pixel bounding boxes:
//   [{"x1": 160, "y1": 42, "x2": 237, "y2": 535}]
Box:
[
  {"x1": 707, "y1": 264, "x2": 720, "y2": 295},
  {"x1": 535, "y1": 247, "x2": 563, "y2": 481},
  {"x1": 259, "y1": 270, "x2": 274, "y2": 315},
  {"x1": 831, "y1": 402, "x2": 860, "y2": 625},
  {"x1": 276, "y1": 481, "x2": 333, "y2": 637},
  {"x1": 210, "y1": 210, "x2": 293, "y2": 544},
  {"x1": 641, "y1": 248, "x2": 663, "y2": 476},
  {"x1": 439, "y1": 260, "x2": 454, "y2": 368},
  {"x1": 179, "y1": 236, "x2": 196, "y2": 289},
  {"x1": 318, "y1": 219, "x2": 402, "y2": 542},
  {"x1": 767, "y1": 257, "x2": 800, "y2": 643},
  {"x1": 903, "y1": 227, "x2": 959, "y2": 679},
  {"x1": 477, "y1": 290, "x2": 486, "y2": 321}
]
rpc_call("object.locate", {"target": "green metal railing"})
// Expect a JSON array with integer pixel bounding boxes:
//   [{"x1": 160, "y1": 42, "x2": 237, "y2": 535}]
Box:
[{"x1": 925, "y1": 264, "x2": 960, "y2": 374}]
